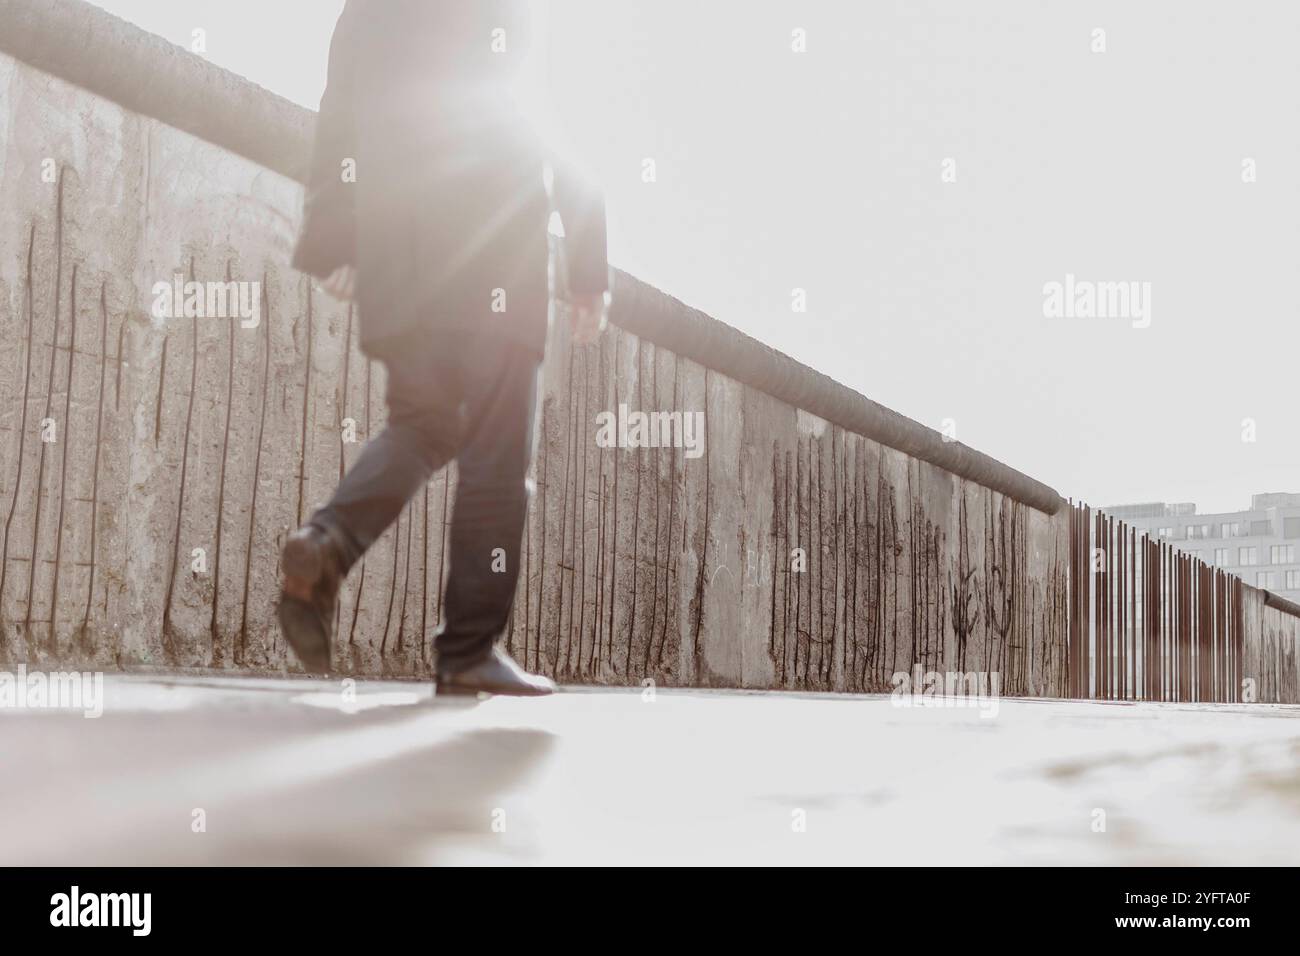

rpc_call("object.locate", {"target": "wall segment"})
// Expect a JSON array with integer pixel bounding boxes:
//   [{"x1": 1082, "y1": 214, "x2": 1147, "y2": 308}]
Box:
[{"x1": 0, "y1": 0, "x2": 1293, "y2": 699}]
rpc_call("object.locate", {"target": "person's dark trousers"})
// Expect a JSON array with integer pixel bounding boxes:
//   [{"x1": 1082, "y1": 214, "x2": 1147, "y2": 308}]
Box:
[{"x1": 309, "y1": 327, "x2": 539, "y2": 674}]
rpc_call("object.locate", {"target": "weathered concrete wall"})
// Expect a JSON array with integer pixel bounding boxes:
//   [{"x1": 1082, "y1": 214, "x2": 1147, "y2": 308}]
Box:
[
  {"x1": 519, "y1": 336, "x2": 1069, "y2": 693},
  {"x1": 1243, "y1": 596, "x2": 1300, "y2": 704},
  {"x1": 0, "y1": 47, "x2": 1074, "y2": 691},
  {"x1": 3, "y1": 0, "x2": 1296, "y2": 698}
]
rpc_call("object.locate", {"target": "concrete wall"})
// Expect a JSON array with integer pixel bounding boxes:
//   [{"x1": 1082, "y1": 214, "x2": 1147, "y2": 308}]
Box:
[
  {"x1": 0, "y1": 48, "x2": 1073, "y2": 692},
  {"x1": 1243, "y1": 596, "x2": 1300, "y2": 704},
  {"x1": 1, "y1": 0, "x2": 1295, "y2": 699}
]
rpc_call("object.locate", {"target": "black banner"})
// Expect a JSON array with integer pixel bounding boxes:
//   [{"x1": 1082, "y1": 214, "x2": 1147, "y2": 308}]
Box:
[{"x1": 0, "y1": 866, "x2": 1287, "y2": 942}]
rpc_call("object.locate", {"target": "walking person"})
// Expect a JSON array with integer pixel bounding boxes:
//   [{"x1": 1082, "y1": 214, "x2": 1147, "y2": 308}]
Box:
[{"x1": 282, "y1": 0, "x2": 609, "y2": 695}]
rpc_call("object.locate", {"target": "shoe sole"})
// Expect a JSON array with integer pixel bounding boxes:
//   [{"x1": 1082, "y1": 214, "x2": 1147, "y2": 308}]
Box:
[
  {"x1": 434, "y1": 681, "x2": 555, "y2": 698},
  {"x1": 279, "y1": 535, "x2": 331, "y2": 674},
  {"x1": 278, "y1": 598, "x2": 331, "y2": 674}
]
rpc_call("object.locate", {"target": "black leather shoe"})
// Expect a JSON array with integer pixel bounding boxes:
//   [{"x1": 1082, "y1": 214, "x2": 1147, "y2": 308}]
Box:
[
  {"x1": 277, "y1": 525, "x2": 344, "y2": 674},
  {"x1": 436, "y1": 648, "x2": 557, "y2": 697}
]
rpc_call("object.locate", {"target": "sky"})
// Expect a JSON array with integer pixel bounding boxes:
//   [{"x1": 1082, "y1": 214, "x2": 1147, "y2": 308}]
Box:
[{"x1": 88, "y1": 0, "x2": 1297, "y2": 515}]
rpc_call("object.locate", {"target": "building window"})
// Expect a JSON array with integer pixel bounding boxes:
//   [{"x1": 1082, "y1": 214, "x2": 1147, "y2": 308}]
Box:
[
  {"x1": 1287, "y1": 571, "x2": 1300, "y2": 590},
  {"x1": 1257, "y1": 571, "x2": 1276, "y2": 589},
  {"x1": 1214, "y1": 548, "x2": 1229, "y2": 567},
  {"x1": 1269, "y1": 545, "x2": 1296, "y2": 564},
  {"x1": 1285, "y1": 517, "x2": 1300, "y2": 539},
  {"x1": 1239, "y1": 547, "x2": 1258, "y2": 566},
  {"x1": 1250, "y1": 519, "x2": 1272, "y2": 536},
  {"x1": 1222, "y1": 522, "x2": 1242, "y2": 537},
  {"x1": 1158, "y1": 527, "x2": 1173, "y2": 539}
]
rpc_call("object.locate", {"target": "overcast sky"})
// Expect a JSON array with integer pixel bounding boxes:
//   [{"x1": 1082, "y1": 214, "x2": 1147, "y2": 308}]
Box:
[{"x1": 90, "y1": 0, "x2": 1297, "y2": 515}]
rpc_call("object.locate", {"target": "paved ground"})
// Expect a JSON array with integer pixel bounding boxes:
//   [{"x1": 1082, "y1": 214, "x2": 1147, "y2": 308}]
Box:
[{"x1": 1, "y1": 675, "x2": 1297, "y2": 865}]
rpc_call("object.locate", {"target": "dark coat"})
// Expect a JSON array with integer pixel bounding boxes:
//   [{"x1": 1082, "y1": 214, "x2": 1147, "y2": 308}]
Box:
[{"x1": 292, "y1": 0, "x2": 608, "y2": 358}]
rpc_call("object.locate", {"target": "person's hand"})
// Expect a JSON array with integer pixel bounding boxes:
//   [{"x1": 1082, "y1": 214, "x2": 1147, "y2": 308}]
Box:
[
  {"x1": 322, "y1": 265, "x2": 356, "y2": 303},
  {"x1": 567, "y1": 290, "x2": 608, "y2": 346}
]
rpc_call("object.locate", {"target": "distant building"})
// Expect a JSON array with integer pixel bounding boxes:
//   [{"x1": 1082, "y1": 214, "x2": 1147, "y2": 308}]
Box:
[{"x1": 1099, "y1": 493, "x2": 1300, "y2": 598}]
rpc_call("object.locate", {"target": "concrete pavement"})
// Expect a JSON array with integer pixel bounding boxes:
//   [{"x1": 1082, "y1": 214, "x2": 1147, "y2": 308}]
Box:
[{"x1": 1, "y1": 675, "x2": 1297, "y2": 865}]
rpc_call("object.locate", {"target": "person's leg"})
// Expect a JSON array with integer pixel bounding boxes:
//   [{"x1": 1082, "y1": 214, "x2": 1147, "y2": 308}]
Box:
[
  {"x1": 434, "y1": 339, "x2": 540, "y2": 675},
  {"x1": 280, "y1": 335, "x2": 465, "y2": 672},
  {"x1": 310, "y1": 341, "x2": 464, "y2": 571}
]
